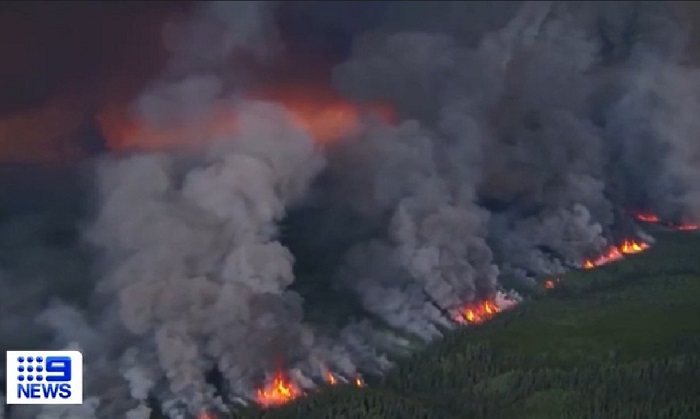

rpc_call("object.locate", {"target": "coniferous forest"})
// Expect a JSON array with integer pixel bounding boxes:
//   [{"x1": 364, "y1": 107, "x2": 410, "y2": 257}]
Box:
[{"x1": 232, "y1": 230, "x2": 700, "y2": 418}]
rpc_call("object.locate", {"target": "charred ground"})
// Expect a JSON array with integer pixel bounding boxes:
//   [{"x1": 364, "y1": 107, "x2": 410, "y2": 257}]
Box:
[{"x1": 230, "y1": 229, "x2": 700, "y2": 418}]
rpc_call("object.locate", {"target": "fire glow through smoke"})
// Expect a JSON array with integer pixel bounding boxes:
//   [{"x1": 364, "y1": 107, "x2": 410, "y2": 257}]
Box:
[
  {"x1": 544, "y1": 278, "x2": 559, "y2": 289},
  {"x1": 196, "y1": 409, "x2": 217, "y2": 419},
  {"x1": 11, "y1": 3, "x2": 700, "y2": 417},
  {"x1": 633, "y1": 211, "x2": 699, "y2": 231},
  {"x1": 96, "y1": 85, "x2": 395, "y2": 151}
]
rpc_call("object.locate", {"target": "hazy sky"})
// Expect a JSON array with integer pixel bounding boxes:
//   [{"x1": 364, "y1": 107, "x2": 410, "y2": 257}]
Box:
[{"x1": 2, "y1": 1, "x2": 700, "y2": 164}]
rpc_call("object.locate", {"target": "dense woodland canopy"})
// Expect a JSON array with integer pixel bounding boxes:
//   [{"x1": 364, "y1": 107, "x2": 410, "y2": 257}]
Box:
[{"x1": 227, "y1": 230, "x2": 700, "y2": 418}]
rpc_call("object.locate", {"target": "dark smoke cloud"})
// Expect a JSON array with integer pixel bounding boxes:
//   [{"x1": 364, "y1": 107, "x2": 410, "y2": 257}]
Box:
[
  {"x1": 328, "y1": 1, "x2": 698, "y2": 284},
  {"x1": 3, "y1": 1, "x2": 700, "y2": 417}
]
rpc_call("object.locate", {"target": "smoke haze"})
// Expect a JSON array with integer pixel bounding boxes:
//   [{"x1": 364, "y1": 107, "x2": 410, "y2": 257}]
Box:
[{"x1": 3, "y1": 1, "x2": 700, "y2": 417}]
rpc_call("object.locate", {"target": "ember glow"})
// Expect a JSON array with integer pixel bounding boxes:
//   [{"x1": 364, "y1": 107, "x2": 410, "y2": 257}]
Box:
[
  {"x1": 543, "y1": 278, "x2": 559, "y2": 289},
  {"x1": 254, "y1": 369, "x2": 304, "y2": 408},
  {"x1": 196, "y1": 410, "x2": 217, "y2": 419},
  {"x1": 453, "y1": 298, "x2": 501, "y2": 325},
  {"x1": 668, "y1": 222, "x2": 699, "y2": 231},
  {"x1": 633, "y1": 212, "x2": 660, "y2": 223},
  {"x1": 631, "y1": 211, "x2": 699, "y2": 231}
]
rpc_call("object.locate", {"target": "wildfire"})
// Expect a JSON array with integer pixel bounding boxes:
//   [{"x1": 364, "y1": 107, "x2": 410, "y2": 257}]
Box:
[
  {"x1": 325, "y1": 371, "x2": 337, "y2": 386},
  {"x1": 453, "y1": 298, "x2": 501, "y2": 325},
  {"x1": 196, "y1": 410, "x2": 217, "y2": 419},
  {"x1": 96, "y1": 84, "x2": 395, "y2": 152},
  {"x1": 254, "y1": 370, "x2": 304, "y2": 408},
  {"x1": 322, "y1": 368, "x2": 365, "y2": 388},
  {"x1": 632, "y1": 211, "x2": 699, "y2": 231},
  {"x1": 619, "y1": 238, "x2": 650, "y2": 254},
  {"x1": 633, "y1": 212, "x2": 660, "y2": 223},
  {"x1": 582, "y1": 238, "x2": 650, "y2": 269},
  {"x1": 543, "y1": 278, "x2": 559, "y2": 289},
  {"x1": 250, "y1": 85, "x2": 394, "y2": 144},
  {"x1": 582, "y1": 245, "x2": 624, "y2": 269},
  {"x1": 668, "y1": 222, "x2": 699, "y2": 231}
]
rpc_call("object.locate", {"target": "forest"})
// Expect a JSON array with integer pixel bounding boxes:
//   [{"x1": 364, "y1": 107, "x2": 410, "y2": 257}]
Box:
[{"x1": 233, "y1": 230, "x2": 700, "y2": 418}]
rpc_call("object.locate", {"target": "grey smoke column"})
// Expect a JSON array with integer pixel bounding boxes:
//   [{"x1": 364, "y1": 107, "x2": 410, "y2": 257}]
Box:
[
  {"x1": 4, "y1": 2, "x2": 327, "y2": 417},
  {"x1": 328, "y1": 1, "x2": 607, "y2": 319},
  {"x1": 85, "y1": 102, "x2": 325, "y2": 412},
  {"x1": 5, "y1": 1, "x2": 700, "y2": 417},
  {"x1": 328, "y1": 1, "x2": 699, "y2": 294}
]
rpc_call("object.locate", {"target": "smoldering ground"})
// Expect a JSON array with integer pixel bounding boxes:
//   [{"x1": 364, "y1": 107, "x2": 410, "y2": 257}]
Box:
[{"x1": 2, "y1": 1, "x2": 700, "y2": 417}]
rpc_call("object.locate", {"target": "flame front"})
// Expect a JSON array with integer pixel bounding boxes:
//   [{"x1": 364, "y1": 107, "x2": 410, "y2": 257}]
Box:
[
  {"x1": 619, "y1": 238, "x2": 650, "y2": 254},
  {"x1": 453, "y1": 298, "x2": 501, "y2": 325},
  {"x1": 582, "y1": 244, "x2": 624, "y2": 269},
  {"x1": 354, "y1": 376, "x2": 365, "y2": 388},
  {"x1": 254, "y1": 370, "x2": 304, "y2": 408},
  {"x1": 583, "y1": 238, "x2": 650, "y2": 269}
]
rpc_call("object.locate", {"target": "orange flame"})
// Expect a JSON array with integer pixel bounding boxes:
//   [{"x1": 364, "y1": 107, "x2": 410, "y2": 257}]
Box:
[
  {"x1": 354, "y1": 376, "x2": 365, "y2": 388},
  {"x1": 582, "y1": 245, "x2": 623, "y2": 269},
  {"x1": 453, "y1": 298, "x2": 501, "y2": 325},
  {"x1": 619, "y1": 238, "x2": 650, "y2": 254},
  {"x1": 254, "y1": 370, "x2": 303, "y2": 408},
  {"x1": 325, "y1": 371, "x2": 337, "y2": 386},
  {"x1": 582, "y1": 237, "x2": 651, "y2": 269}
]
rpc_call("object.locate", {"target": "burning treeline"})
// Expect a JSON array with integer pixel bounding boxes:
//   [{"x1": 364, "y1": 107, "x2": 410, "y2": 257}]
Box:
[{"x1": 5, "y1": 2, "x2": 700, "y2": 419}]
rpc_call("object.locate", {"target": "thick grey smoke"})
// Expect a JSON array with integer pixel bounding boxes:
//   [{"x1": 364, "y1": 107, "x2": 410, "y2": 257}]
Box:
[
  {"x1": 328, "y1": 2, "x2": 607, "y2": 304},
  {"x1": 85, "y1": 102, "x2": 325, "y2": 414},
  {"x1": 328, "y1": 120, "x2": 498, "y2": 338},
  {"x1": 329, "y1": 1, "x2": 699, "y2": 290},
  {"x1": 4, "y1": 1, "x2": 700, "y2": 417}
]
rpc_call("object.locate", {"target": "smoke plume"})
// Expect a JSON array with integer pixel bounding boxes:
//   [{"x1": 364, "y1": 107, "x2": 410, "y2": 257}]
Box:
[{"x1": 4, "y1": 1, "x2": 700, "y2": 417}]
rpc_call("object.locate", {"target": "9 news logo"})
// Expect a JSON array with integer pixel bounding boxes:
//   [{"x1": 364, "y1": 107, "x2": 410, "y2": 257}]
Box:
[{"x1": 5, "y1": 351, "x2": 83, "y2": 405}]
